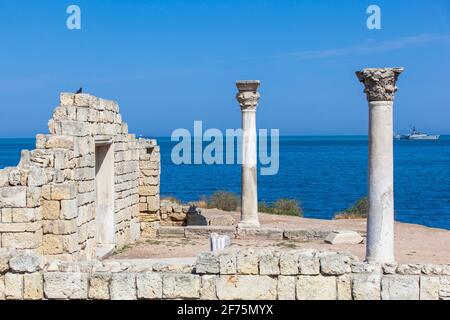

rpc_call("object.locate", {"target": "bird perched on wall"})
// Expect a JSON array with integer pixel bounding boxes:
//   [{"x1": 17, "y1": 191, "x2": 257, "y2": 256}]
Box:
[{"x1": 75, "y1": 87, "x2": 83, "y2": 94}]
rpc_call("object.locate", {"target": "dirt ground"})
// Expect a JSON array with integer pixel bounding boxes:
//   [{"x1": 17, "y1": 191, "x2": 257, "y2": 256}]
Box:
[{"x1": 113, "y1": 209, "x2": 450, "y2": 264}]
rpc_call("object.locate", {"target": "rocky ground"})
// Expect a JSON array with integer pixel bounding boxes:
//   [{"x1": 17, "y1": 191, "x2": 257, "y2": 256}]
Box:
[{"x1": 113, "y1": 208, "x2": 450, "y2": 264}]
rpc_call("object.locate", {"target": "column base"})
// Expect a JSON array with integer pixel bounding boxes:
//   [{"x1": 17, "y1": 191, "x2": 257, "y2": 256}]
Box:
[{"x1": 237, "y1": 221, "x2": 260, "y2": 229}]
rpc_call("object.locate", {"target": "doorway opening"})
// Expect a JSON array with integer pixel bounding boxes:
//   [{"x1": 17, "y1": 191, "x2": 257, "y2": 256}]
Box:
[{"x1": 95, "y1": 142, "x2": 115, "y2": 258}]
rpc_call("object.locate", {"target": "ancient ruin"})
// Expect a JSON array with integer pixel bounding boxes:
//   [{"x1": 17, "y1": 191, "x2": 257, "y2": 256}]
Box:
[{"x1": 0, "y1": 71, "x2": 449, "y2": 300}]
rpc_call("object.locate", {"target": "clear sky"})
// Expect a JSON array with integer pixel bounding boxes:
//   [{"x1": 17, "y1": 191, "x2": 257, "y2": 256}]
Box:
[{"x1": 0, "y1": 0, "x2": 449, "y2": 137}]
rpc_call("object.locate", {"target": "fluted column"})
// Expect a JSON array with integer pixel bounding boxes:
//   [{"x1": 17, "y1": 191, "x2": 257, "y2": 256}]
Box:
[
  {"x1": 236, "y1": 80, "x2": 260, "y2": 228},
  {"x1": 356, "y1": 68, "x2": 404, "y2": 263}
]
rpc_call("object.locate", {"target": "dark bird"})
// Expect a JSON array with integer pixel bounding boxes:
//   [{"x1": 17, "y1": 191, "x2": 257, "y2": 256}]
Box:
[{"x1": 75, "y1": 87, "x2": 83, "y2": 94}]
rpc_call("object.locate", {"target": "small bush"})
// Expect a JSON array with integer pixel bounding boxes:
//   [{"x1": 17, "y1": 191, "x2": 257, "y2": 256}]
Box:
[
  {"x1": 335, "y1": 197, "x2": 368, "y2": 220},
  {"x1": 206, "y1": 191, "x2": 240, "y2": 212},
  {"x1": 259, "y1": 199, "x2": 303, "y2": 217}
]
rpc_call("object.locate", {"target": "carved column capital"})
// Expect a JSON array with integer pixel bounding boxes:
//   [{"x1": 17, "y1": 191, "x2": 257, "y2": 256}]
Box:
[
  {"x1": 356, "y1": 68, "x2": 404, "y2": 102},
  {"x1": 236, "y1": 80, "x2": 260, "y2": 111}
]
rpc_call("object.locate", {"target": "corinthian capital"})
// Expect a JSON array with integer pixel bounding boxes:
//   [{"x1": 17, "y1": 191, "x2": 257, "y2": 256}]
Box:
[
  {"x1": 236, "y1": 80, "x2": 260, "y2": 111},
  {"x1": 356, "y1": 68, "x2": 404, "y2": 102}
]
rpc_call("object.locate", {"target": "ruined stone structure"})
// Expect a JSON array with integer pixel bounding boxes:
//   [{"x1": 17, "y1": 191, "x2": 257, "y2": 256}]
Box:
[
  {"x1": 0, "y1": 248, "x2": 449, "y2": 300},
  {"x1": 0, "y1": 93, "x2": 161, "y2": 261}
]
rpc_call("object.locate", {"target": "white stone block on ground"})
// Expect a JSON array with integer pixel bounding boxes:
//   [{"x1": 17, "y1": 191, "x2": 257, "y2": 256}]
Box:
[{"x1": 325, "y1": 230, "x2": 363, "y2": 245}]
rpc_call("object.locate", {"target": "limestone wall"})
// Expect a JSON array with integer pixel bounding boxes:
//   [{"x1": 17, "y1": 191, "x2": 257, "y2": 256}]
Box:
[
  {"x1": 0, "y1": 93, "x2": 160, "y2": 261},
  {"x1": 0, "y1": 248, "x2": 449, "y2": 300}
]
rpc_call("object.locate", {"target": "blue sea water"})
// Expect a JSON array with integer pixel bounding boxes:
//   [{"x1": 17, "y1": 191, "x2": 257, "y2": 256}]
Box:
[{"x1": 1, "y1": 136, "x2": 449, "y2": 230}]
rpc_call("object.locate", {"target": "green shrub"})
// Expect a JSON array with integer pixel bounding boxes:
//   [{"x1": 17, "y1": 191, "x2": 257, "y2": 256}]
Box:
[
  {"x1": 334, "y1": 197, "x2": 368, "y2": 220},
  {"x1": 206, "y1": 191, "x2": 240, "y2": 212},
  {"x1": 259, "y1": 199, "x2": 303, "y2": 217}
]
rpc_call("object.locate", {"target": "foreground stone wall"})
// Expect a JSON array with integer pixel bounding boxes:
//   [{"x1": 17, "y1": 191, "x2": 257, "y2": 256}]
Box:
[
  {"x1": 0, "y1": 248, "x2": 448, "y2": 300},
  {"x1": 0, "y1": 93, "x2": 160, "y2": 260}
]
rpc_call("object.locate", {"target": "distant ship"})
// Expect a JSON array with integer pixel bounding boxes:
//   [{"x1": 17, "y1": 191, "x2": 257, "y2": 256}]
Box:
[{"x1": 394, "y1": 127, "x2": 440, "y2": 140}]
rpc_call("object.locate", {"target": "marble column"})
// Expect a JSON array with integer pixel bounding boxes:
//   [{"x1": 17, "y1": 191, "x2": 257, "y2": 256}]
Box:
[
  {"x1": 356, "y1": 68, "x2": 404, "y2": 263},
  {"x1": 236, "y1": 80, "x2": 260, "y2": 228}
]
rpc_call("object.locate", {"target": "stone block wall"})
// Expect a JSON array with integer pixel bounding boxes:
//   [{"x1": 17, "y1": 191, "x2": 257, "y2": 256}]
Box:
[
  {"x1": 0, "y1": 93, "x2": 160, "y2": 261},
  {"x1": 0, "y1": 248, "x2": 449, "y2": 300}
]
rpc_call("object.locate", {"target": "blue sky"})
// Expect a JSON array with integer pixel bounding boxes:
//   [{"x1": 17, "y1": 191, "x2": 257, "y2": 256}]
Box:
[{"x1": 0, "y1": 0, "x2": 449, "y2": 137}]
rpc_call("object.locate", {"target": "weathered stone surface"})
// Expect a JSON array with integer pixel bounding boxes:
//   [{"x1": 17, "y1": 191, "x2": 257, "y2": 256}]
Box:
[
  {"x1": 216, "y1": 275, "x2": 277, "y2": 300},
  {"x1": 27, "y1": 167, "x2": 47, "y2": 187},
  {"x1": 259, "y1": 251, "x2": 280, "y2": 275},
  {"x1": 0, "y1": 187, "x2": 27, "y2": 208},
  {"x1": 219, "y1": 253, "x2": 236, "y2": 275},
  {"x1": 352, "y1": 274, "x2": 381, "y2": 300},
  {"x1": 325, "y1": 230, "x2": 363, "y2": 245},
  {"x1": 320, "y1": 252, "x2": 354, "y2": 275},
  {"x1": 278, "y1": 276, "x2": 296, "y2": 300},
  {"x1": 44, "y1": 272, "x2": 88, "y2": 300},
  {"x1": 51, "y1": 183, "x2": 76, "y2": 200},
  {"x1": 0, "y1": 253, "x2": 9, "y2": 273},
  {"x1": 283, "y1": 229, "x2": 329, "y2": 242},
  {"x1": 2, "y1": 231, "x2": 42, "y2": 249},
  {"x1": 200, "y1": 275, "x2": 217, "y2": 300},
  {"x1": 337, "y1": 274, "x2": 352, "y2": 300},
  {"x1": 60, "y1": 199, "x2": 78, "y2": 219},
  {"x1": 24, "y1": 273, "x2": 43, "y2": 300},
  {"x1": 9, "y1": 251, "x2": 43, "y2": 273},
  {"x1": 298, "y1": 250, "x2": 320, "y2": 275},
  {"x1": 439, "y1": 276, "x2": 450, "y2": 300},
  {"x1": 420, "y1": 276, "x2": 440, "y2": 300},
  {"x1": 196, "y1": 252, "x2": 220, "y2": 274},
  {"x1": 236, "y1": 249, "x2": 258, "y2": 275},
  {"x1": 5, "y1": 273, "x2": 23, "y2": 300},
  {"x1": 381, "y1": 275, "x2": 419, "y2": 300},
  {"x1": 280, "y1": 251, "x2": 299, "y2": 275},
  {"x1": 396, "y1": 264, "x2": 422, "y2": 275},
  {"x1": 136, "y1": 272, "x2": 162, "y2": 299},
  {"x1": 297, "y1": 276, "x2": 337, "y2": 300},
  {"x1": 351, "y1": 262, "x2": 382, "y2": 274},
  {"x1": 157, "y1": 227, "x2": 185, "y2": 238},
  {"x1": 356, "y1": 68, "x2": 404, "y2": 102},
  {"x1": 88, "y1": 272, "x2": 111, "y2": 300},
  {"x1": 110, "y1": 273, "x2": 137, "y2": 300},
  {"x1": 45, "y1": 135, "x2": 74, "y2": 149},
  {"x1": 236, "y1": 228, "x2": 283, "y2": 240},
  {"x1": 163, "y1": 274, "x2": 200, "y2": 299}
]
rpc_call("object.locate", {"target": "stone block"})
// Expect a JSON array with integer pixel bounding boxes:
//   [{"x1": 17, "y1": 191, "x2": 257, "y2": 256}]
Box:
[
  {"x1": 337, "y1": 274, "x2": 352, "y2": 300},
  {"x1": 420, "y1": 276, "x2": 440, "y2": 300},
  {"x1": 12, "y1": 208, "x2": 40, "y2": 223},
  {"x1": 259, "y1": 251, "x2": 280, "y2": 275},
  {"x1": 45, "y1": 135, "x2": 74, "y2": 149},
  {"x1": 185, "y1": 226, "x2": 236, "y2": 239},
  {"x1": 110, "y1": 273, "x2": 137, "y2": 300},
  {"x1": 2, "y1": 231, "x2": 42, "y2": 249},
  {"x1": 325, "y1": 230, "x2": 363, "y2": 245},
  {"x1": 138, "y1": 185, "x2": 158, "y2": 196},
  {"x1": 196, "y1": 252, "x2": 220, "y2": 274},
  {"x1": 396, "y1": 264, "x2": 422, "y2": 275},
  {"x1": 24, "y1": 273, "x2": 43, "y2": 300},
  {"x1": 27, "y1": 167, "x2": 47, "y2": 187},
  {"x1": 200, "y1": 275, "x2": 217, "y2": 300},
  {"x1": 89, "y1": 272, "x2": 111, "y2": 300},
  {"x1": 320, "y1": 252, "x2": 354, "y2": 275},
  {"x1": 42, "y1": 234, "x2": 64, "y2": 255},
  {"x1": 51, "y1": 183, "x2": 76, "y2": 200},
  {"x1": 352, "y1": 274, "x2": 381, "y2": 300},
  {"x1": 1, "y1": 208, "x2": 12, "y2": 223},
  {"x1": 5, "y1": 273, "x2": 23, "y2": 300},
  {"x1": 0, "y1": 253, "x2": 9, "y2": 273},
  {"x1": 60, "y1": 199, "x2": 78, "y2": 219},
  {"x1": 0, "y1": 187, "x2": 27, "y2": 208},
  {"x1": 219, "y1": 253, "x2": 237, "y2": 275},
  {"x1": 216, "y1": 275, "x2": 277, "y2": 300},
  {"x1": 280, "y1": 250, "x2": 299, "y2": 275},
  {"x1": 297, "y1": 275, "x2": 337, "y2": 300},
  {"x1": 236, "y1": 249, "x2": 258, "y2": 275},
  {"x1": 298, "y1": 250, "x2": 320, "y2": 275},
  {"x1": 157, "y1": 227, "x2": 185, "y2": 238},
  {"x1": 136, "y1": 272, "x2": 162, "y2": 299},
  {"x1": 60, "y1": 93, "x2": 75, "y2": 106},
  {"x1": 9, "y1": 251, "x2": 43, "y2": 273},
  {"x1": 381, "y1": 275, "x2": 420, "y2": 300},
  {"x1": 440, "y1": 276, "x2": 450, "y2": 300},
  {"x1": 163, "y1": 274, "x2": 200, "y2": 299},
  {"x1": 284, "y1": 229, "x2": 329, "y2": 242},
  {"x1": 27, "y1": 187, "x2": 41, "y2": 208},
  {"x1": 236, "y1": 227, "x2": 283, "y2": 240},
  {"x1": 278, "y1": 276, "x2": 296, "y2": 300}
]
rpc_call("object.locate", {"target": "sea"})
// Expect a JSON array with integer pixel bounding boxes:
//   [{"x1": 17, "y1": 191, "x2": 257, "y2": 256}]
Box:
[{"x1": 1, "y1": 136, "x2": 449, "y2": 230}]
